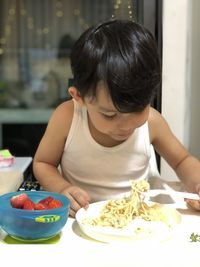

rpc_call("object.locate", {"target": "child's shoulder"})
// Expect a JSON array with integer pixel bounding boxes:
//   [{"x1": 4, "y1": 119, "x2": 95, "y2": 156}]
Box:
[
  {"x1": 54, "y1": 99, "x2": 74, "y2": 116},
  {"x1": 48, "y1": 99, "x2": 74, "y2": 135},
  {"x1": 51, "y1": 99, "x2": 74, "y2": 119},
  {"x1": 149, "y1": 106, "x2": 162, "y2": 121},
  {"x1": 148, "y1": 106, "x2": 171, "y2": 143}
]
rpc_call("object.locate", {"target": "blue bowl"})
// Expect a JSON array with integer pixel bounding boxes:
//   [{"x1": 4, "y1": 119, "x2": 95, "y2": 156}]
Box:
[{"x1": 0, "y1": 191, "x2": 70, "y2": 241}]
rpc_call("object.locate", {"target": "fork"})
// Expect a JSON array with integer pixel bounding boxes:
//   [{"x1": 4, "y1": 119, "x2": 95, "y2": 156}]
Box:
[{"x1": 141, "y1": 189, "x2": 200, "y2": 200}]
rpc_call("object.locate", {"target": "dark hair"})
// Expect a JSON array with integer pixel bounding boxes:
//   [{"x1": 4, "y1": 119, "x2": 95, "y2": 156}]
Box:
[
  {"x1": 57, "y1": 34, "x2": 75, "y2": 59},
  {"x1": 70, "y1": 19, "x2": 161, "y2": 112}
]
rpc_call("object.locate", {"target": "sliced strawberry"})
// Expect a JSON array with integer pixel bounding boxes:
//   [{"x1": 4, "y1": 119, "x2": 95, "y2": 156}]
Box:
[
  {"x1": 10, "y1": 193, "x2": 29, "y2": 209},
  {"x1": 34, "y1": 202, "x2": 48, "y2": 210},
  {"x1": 39, "y1": 196, "x2": 54, "y2": 206},
  {"x1": 48, "y1": 199, "x2": 63, "y2": 209},
  {"x1": 23, "y1": 199, "x2": 35, "y2": 210}
]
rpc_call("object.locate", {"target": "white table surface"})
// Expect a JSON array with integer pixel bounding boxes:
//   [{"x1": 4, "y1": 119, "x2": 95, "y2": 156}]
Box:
[
  {"x1": 1, "y1": 178, "x2": 200, "y2": 267},
  {"x1": 1, "y1": 202, "x2": 200, "y2": 266},
  {"x1": 0, "y1": 157, "x2": 32, "y2": 195},
  {"x1": 0, "y1": 157, "x2": 32, "y2": 173},
  {"x1": 1, "y1": 213, "x2": 200, "y2": 267}
]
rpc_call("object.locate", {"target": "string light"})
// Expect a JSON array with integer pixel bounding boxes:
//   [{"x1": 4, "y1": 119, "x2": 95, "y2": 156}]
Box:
[
  {"x1": 73, "y1": 9, "x2": 89, "y2": 30},
  {"x1": 56, "y1": 10, "x2": 63, "y2": 18},
  {"x1": 0, "y1": 0, "x2": 136, "y2": 55},
  {"x1": 8, "y1": 8, "x2": 15, "y2": 16},
  {"x1": 27, "y1": 17, "x2": 34, "y2": 30},
  {"x1": 56, "y1": 0, "x2": 64, "y2": 18},
  {"x1": 0, "y1": 38, "x2": 6, "y2": 45},
  {"x1": 127, "y1": 0, "x2": 134, "y2": 20},
  {"x1": 112, "y1": 0, "x2": 122, "y2": 19},
  {"x1": 111, "y1": 0, "x2": 135, "y2": 20},
  {"x1": 20, "y1": 8, "x2": 27, "y2": 16},
  {"x1": 43, "y1": 27, "x2": 49, "y2": 34}
]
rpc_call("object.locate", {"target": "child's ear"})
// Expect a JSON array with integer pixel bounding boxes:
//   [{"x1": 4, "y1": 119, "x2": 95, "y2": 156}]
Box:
[{"x1": 68, "y1": 87, "x2": 84, "y2": 104}]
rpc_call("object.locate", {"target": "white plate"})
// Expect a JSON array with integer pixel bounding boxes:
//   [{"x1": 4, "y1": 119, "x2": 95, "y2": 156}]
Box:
[{"x1": 75, "y1": 200, "x2": 182, "y2": 243}]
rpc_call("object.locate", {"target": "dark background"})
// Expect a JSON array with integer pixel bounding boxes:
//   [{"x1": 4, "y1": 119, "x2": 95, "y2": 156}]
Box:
[{"x1": 2, "y1": 0, "x2": 163, "y2": 170}]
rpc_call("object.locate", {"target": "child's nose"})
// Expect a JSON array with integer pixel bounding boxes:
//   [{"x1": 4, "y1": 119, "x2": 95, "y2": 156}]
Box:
[{"x1": 117, "y1": 114, "x2": 135, "y2": 130}]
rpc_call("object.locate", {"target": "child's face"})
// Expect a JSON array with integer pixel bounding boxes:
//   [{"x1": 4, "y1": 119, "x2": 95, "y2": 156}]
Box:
[{"x1": 84, "y1": 82, "x2": 150, "y2": 142}]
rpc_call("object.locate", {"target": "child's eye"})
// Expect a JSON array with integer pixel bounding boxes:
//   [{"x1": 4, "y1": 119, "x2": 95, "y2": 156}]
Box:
[{"x1": 102, "y1": 113, "x2": 117, "y2": 119}]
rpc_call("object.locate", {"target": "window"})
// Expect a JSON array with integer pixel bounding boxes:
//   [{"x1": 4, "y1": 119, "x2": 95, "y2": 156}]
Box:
[
  {"x1": 0, "y1": 0, "x2": 162, "y2": 158},
  {"x1": 0, "y1": 0, "x2": 143, "y2": 109}
]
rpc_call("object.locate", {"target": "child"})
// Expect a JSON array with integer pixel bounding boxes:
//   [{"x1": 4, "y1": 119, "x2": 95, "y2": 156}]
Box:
[{"x1": 33, "y1": 19, "x2": 200, "y2": 217}]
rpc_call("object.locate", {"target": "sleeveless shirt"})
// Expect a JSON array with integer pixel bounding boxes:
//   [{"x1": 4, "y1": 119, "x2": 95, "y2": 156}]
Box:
[{"x1": 60, "y1": 100, "x2": 151, "y2": 202}]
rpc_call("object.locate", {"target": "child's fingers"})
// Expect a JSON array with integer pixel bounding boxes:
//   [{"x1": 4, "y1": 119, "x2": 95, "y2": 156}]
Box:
[
  {"x1": 69, "y1": 208, "x2": 76, "y2": 218},
  {"x1": 69, "y1": 197, "x2": 89, "y2": 217},
  {"x1": 67, "y1": 186, "x2": 90, "y2": 208},
  {"x1": 185, "y1": 199, "x2": 200, "y2": 210},
  {"x1": 64, "y1": 192, "x2": 82, "y2": 213},
  {"x1": 60, "y1": 185, "x2": 90, "y2": 215},
  {"x1": 73, "y1": 191, "x2": 90, "y2": 208}
]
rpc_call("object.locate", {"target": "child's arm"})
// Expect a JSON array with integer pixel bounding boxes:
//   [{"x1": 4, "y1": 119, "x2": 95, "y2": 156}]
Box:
[
  {"x1": 33, "y1": 100, "x2": 90, "y2": 217},
  {"x1": 149, "y1": 107, "x2": 200, "y2": 205}
]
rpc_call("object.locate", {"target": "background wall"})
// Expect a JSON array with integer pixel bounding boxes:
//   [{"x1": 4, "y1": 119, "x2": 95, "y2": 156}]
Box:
[
  {"x1": 188, "y1": 0, "x2": 200, "y2": 159},
  {"x1": 161, "y1": 0, "x2": 200, "y2": 181}
]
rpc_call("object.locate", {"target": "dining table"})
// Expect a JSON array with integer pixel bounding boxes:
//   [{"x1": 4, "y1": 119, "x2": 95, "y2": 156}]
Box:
[{"x1": 1, "y1": 177, "x2": 200, "y2": 267}]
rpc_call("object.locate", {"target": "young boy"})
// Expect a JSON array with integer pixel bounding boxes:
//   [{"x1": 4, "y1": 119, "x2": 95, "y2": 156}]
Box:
[{"x1": 33, "y1": 19, "x2": 200, "y2": 217}]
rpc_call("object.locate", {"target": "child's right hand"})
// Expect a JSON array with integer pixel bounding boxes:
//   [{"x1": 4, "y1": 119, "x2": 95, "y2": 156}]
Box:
[{"x1": 60, "y1": 185, "x2": 91, "y2": 217}]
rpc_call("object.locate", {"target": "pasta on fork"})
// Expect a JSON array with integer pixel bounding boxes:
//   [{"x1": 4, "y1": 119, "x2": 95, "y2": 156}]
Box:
[
  {"x1": 83, "y1": 180, "x2": 153, "y2": 228},
  {"x1": 83, "y1": 180, "x2": 180, "y2": 228}
]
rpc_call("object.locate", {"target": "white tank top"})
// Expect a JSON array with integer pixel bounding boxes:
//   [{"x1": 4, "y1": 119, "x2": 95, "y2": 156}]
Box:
[{"x1": 60, "y1": 100, "x2": 151, "y2": 202}]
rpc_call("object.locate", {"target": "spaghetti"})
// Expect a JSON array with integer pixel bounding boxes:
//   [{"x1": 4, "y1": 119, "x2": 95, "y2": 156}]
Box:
[{"x1": 83, "y1": 180, "x2": 158, "y2": 228}]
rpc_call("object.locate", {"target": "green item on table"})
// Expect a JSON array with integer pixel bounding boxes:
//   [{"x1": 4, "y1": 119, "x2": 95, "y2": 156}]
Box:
[
  {"x1": 190, "y1": 232, "x2": 200, "y2": 242},
  {"x1": 0, "y1": 149, "x2": 13, "y2": 158},
  {"x1": 3, "y1": 233, "x2": 61, "y2": 244}
]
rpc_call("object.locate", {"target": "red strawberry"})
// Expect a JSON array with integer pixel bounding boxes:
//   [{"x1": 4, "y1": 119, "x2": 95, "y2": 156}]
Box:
[
  {"x1": 10, "y1": 193, "x2": 29, "y2": 209},
  {"x1": 23, "y1": 199, "x2": 35, "y2": 210},
  {"x1": 39, "y1": 196, "x2": 54, "y2": 206},
  {"x1": 34, "y1": 202, "x2": 48, "y2": 210},
  {"x1": 48, "y1": 199, "x2": 63, "y2": 209}
]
